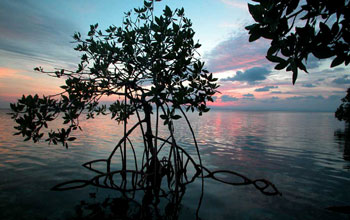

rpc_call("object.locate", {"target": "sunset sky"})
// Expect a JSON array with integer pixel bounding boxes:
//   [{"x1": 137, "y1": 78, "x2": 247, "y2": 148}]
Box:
[{"x1": 0, "y1": 0, "x2": 349, "y2": 111}]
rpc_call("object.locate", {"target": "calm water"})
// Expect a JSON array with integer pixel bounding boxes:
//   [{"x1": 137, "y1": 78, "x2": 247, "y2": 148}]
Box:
[{"x1": 0, "y1": 109, "x2": 350, "y2": 219}]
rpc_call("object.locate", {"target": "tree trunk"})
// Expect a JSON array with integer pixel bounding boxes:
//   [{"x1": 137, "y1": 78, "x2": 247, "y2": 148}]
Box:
[{"x1": 143, "y1": 103, "x2": 162, "y2": 196}]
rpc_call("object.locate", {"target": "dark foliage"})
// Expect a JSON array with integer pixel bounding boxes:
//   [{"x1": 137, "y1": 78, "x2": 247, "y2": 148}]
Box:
[
  {"x1": 246, "y1": 0, "x2": 350, "y2": 84},
  {"x1": 9, "y1": 2, "x2": 218, "y2": 148},
  {"x1": 9, "y1": 1, "x2": 280, "y2": 218},
  {"x1": 335, "y1": 88, "x2": 350, "y2": 123}
]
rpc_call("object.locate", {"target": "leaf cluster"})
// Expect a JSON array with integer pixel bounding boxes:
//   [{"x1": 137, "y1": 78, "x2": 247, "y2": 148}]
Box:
[
  {"x1": 9, "y1": 95, "x2": 78, "y2": 148},
  {"x1": 335, "y1": 88, "x2": 350, "y2": 123},
  {"x1": 10, "y1": 1, "x2": 218, "y2": 147},
  {"x1": 246, "y1": 0, "x2": 350, "y2": 84}
]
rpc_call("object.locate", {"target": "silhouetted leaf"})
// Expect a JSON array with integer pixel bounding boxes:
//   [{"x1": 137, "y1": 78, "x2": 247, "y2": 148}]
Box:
[
  {"x1": 68, "y1": 137, "x2": 77, "y2": 141},
  {"x1": 331, "y1": 56, "x2": 344, "y2": 67},
  {"x1": 171, "y1": 115, "x2": 181, "y2": 120},
  {"x1": 249, "y1": 32, "x2": 260, "y2": 42}
]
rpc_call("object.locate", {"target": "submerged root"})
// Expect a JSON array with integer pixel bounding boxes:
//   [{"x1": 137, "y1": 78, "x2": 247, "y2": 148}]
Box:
[{"x1": 51, "y1": 116, "x2": 281, "y2": 218}]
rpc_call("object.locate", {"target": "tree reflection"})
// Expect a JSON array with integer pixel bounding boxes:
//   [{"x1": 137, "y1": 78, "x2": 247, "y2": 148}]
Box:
[
  {"x1": 68, "y1": 191, "x2": 182, "y2": 220},
  {"x1": 334, "y1": 124, "x2": 350, "y2": 162}
]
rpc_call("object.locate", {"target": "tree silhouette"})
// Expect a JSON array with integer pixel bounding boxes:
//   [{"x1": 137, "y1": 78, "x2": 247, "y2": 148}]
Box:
[
  {"x1": 246, "y1": 0, "x2": 350, "y2": 84},
  {"x1": 336, "y1": 88, "x2": 350, "y2": 123},
  {"x1": 10, "y1": 1, "x2": 280, "y2": 218}
]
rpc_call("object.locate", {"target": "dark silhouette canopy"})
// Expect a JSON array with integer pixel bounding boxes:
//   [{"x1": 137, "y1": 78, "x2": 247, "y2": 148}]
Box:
[
  {"x1": 336, "y1": 88, "x2": 350, "y2": 123},
  {"x1": 246, "y1": 0, "x2": 350, "y2": 84},
  {"x1": 9, "y1": 1, "x2": 281, "y2": 218}
]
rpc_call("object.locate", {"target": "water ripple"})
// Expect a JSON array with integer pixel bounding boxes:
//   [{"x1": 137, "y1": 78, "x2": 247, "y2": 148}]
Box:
[{"x1": 1, "y1": 110, "x2": 350, "y2": 219}]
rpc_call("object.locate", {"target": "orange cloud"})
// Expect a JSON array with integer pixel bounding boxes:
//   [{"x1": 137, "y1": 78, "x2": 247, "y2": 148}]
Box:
[
  {"x1": 0, "y1": 67, "x2": 32, "y2": 80},
  {"x1": 0, "y1": 67, "x2": 65, "y2": 102}
]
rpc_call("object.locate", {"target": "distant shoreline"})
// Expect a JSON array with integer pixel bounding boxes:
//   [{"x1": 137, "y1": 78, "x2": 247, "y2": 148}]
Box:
[
  {"x1": 208, "y1": 107, "x2": 335, "y2": 113},
  {"x1": 0, "y1": 108, "x2": 334, "y2": 113}
]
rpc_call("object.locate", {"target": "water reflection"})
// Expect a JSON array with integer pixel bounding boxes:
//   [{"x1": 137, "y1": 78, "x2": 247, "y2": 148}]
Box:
[
  {"x1": 334, "y1": 124, "x2": 350, "y2": 163},
  {"x1": 68, "y1": 191, "x2": 182, "y2": 220},
  {"x1": 1, "y1": 110, "x2": 350, "y2": 219}
]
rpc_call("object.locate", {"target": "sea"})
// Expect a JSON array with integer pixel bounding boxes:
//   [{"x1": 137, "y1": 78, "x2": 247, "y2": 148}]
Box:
[{"x1": 0, "y1": 109, "x2": 350, "y2": 219}]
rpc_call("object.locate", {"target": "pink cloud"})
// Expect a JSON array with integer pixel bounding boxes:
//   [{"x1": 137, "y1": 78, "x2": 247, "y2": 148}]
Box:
[
  {"x1": 208, "y1": 99, "x2": 241, "y2": 107},
  {"x1": 0, "y1": 67, "x2": 64, "y2": 102},
  {"x1": 220, "y1": 0, "x2": 248, "y2": 9},
  {"x1": 205, "y1": 32, "x2": 270, "y2": 73},
  {"x1": 0, "y1": 67, "x2": 32, "y2": 80}
]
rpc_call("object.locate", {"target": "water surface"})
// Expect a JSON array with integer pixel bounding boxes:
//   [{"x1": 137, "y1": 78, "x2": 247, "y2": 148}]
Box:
[{"x1": 0, "y1": 109, "x2": 349, "y2": 219}]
